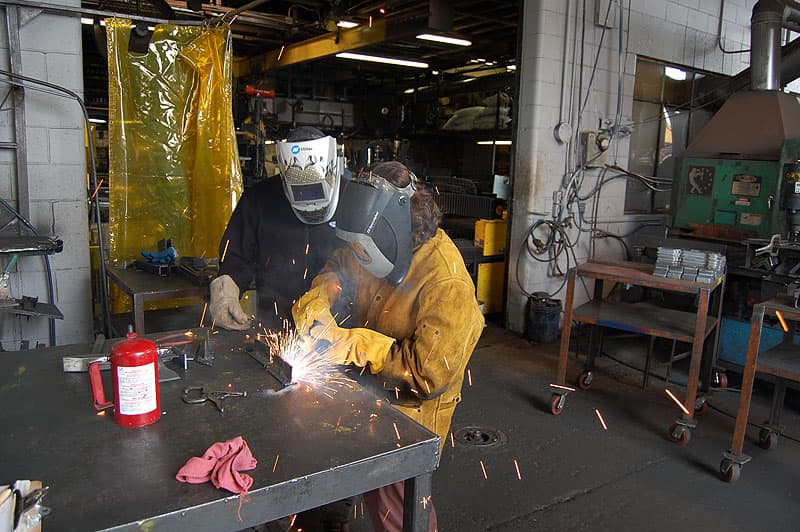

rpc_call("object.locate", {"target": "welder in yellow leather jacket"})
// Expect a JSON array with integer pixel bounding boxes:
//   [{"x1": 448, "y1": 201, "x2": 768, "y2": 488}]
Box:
[{"x1": 293, "y1": 161, "x2": 484, "y2": 532}]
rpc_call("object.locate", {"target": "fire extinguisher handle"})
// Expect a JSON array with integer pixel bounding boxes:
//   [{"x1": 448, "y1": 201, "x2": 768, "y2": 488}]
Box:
[{"x1": 88, "y1": 359, "x2": 113, "y2": 411}]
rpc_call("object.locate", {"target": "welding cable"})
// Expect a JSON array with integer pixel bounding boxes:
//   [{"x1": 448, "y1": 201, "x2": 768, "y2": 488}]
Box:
[
  {"x1": 0, "y1": 195, "x2": 56, "y2": 346},
  {"x1": 0, "y1": 69, "x2": 111, "y2": 338}
]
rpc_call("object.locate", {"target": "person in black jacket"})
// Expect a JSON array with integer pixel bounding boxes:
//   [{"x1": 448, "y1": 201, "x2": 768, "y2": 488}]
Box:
[
  {"x1": 209, "y1": 126, "x2": 352, "y2": 532},
  {"x1": 210, "y1": 126, "x2": 345, "y2": 331}
]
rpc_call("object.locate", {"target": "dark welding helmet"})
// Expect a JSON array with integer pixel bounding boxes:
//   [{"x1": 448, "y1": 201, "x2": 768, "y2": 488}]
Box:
[
  {"x1": 335, "y1": 168, "x2": 417, "y2": 285},
  {"x1": 276, "y1": 127, "x2": 344, "y2": 224}
]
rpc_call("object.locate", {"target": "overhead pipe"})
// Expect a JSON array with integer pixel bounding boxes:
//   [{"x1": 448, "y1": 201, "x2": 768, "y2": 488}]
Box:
[{"x1": 750, "y1": 0, "x2": 784, "y2": 90}]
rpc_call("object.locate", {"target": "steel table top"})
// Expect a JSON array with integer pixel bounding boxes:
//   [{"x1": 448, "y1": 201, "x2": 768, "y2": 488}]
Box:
[{"x1": 1, "y1": 329, "x2": 440, "y2": 531}]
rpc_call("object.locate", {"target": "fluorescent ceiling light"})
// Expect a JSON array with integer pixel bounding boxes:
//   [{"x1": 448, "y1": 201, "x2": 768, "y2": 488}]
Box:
[
  {"x1": 507, "y1": 64, "x2": 517, "y2": 71},
  {"x1": 81, "y1": 17, "x2": 93, "y2": 24},
  {"x1": 337, "y1": 20, "x2": 359, "y2": 28},
  {"x1": 477, "y1": 140, "x2": 512, "y2": 145},
  {"x1": 89, "y1": 118, "x2": 107, "y2": 124},
  {"x1": 336, "y1": 52, "x2": 428, "y2": 69},
  {"x1": 403, "y1": 85, "x2": 430, "y2": 94},
  {"x1": 416, "y1": 33, "x2": 471, "y2": 47},
  {"x1": 664, "y1": 66, "x2": 687, "y2": 80}
]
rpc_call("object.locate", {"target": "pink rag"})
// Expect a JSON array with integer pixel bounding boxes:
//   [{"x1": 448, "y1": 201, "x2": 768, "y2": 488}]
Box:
[{"x1": 176, "y1": 436, "x2": 258, "y2": 494}]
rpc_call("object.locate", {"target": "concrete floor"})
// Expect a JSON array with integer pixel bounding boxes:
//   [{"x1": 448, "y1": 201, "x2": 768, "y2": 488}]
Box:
[{"x1": 347, "y1": 322, "x2": 800, "y2": 532}]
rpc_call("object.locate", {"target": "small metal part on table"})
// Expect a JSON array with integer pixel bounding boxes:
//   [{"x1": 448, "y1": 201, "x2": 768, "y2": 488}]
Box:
[{"x1": 246, "y1": 339, "x2": 294, "y2": 387}]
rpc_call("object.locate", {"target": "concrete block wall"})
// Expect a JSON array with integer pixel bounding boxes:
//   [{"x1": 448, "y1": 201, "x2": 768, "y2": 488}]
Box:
[
  {"x1": 508, "y1": 0, "x2": 761, "y2": 332},
  {"x1": 0, "y1": 0, "x2": 92, "y2": 348}
]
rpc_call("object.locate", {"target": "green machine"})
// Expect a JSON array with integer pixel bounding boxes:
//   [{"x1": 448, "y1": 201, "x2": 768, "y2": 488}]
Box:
[{"x1": 671, "y1": 91, "x2": 800, "y2": 241}]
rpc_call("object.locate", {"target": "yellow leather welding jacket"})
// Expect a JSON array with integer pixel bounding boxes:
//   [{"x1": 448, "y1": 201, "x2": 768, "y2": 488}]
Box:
[{"x1": 309, "y1": 228, "x2": 485, "y2": 449}]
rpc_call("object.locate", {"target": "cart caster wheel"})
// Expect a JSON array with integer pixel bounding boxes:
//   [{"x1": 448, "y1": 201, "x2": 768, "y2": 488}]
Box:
[
  {"x1": 713, "y1": 370, "x2": 728, "y2": 388},
  {"x1": 719, "y1": 458, "x2": 741, "y2": 482},
  {"x1": 577, "y1": 370, "x2": 594, "y2": 390},
  {"x1": 550, "y1": 394, "x2": 566, "y2": 416},
  {"x1": 758, "y1": 428, "x2": 778, "y2": 450},
  {"x1": 668, "y1": 423, "x2": 691, "y2": 446},
  {"x1": 693, "y1": 398, "x2": 709, "y2": 417}
]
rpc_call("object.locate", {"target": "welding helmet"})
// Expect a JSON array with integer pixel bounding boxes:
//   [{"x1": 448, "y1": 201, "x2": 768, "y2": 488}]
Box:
[
  {"x1": 276, "y1": 127, "x2": 344, "y2": 224},
  {"x1": 335, "y1": 165, "x2": 416, "y2": 285}
]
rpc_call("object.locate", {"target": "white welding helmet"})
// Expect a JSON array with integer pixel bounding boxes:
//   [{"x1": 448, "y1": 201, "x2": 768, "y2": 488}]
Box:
[{"x1": 276, "y1": 127, "x2": 344, "y2": 224}]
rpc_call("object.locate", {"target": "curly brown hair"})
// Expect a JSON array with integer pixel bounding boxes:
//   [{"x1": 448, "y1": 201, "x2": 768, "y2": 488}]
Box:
[{"x1": 365, "y1": 161, "x2": 441, "y2": 246}]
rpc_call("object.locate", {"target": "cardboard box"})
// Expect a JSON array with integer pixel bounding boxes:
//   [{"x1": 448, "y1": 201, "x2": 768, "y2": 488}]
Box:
[{"x1": 474, "y1": 219, "x2": 507, "y2": 256}]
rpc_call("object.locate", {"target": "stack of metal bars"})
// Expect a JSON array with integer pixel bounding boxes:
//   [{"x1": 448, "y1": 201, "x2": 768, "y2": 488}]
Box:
[{"x1": 652, "y1": 247, "x2": 726, "y2": 283}]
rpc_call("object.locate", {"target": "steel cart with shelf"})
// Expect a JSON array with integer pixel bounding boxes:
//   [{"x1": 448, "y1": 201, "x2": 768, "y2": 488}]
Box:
[
  {"x1": 551, "y1": 260, "x2": 725, "y2": 445},
  {"x1": 720, "y1": 297, "x2": 800, "y2": 482}
]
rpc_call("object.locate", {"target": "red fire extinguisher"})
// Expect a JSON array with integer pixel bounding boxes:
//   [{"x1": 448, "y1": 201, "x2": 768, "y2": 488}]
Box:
[{"x1": 89, "y1": 330, "x2": 161, "y2": 428}]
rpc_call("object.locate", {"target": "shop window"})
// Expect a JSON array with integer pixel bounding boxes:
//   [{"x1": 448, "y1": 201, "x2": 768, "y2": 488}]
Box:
[{"x1": 625, "y1": 58, "x2": 721, "y2": 213}]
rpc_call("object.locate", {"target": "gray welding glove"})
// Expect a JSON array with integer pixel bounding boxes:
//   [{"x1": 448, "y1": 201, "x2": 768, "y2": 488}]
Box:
[{"x1": 209, "y1": 275, "x2": 250, "y2": 330}]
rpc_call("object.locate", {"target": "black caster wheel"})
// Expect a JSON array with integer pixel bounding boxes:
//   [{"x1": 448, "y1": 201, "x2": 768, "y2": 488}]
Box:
[
  {"x1": 719, "y1": 458, "x2": 741, "y2": 482},
  {"x1": 758, "y1": 428, "x2": 778, "y2": 450},
  {"x1": 550, "y1": 393, "x2": 565, "y2": 416},
  {"x1": 668, "y1": 423, "x2": 691, "y2": 446},
  {"x1": 577, "y1": 370, "x2": 594, "y2": 390},
  {"x1": 694, "y1": 398, "x2": 709, "y2": 417}
]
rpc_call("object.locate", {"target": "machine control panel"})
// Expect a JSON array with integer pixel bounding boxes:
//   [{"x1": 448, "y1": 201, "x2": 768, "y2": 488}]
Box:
[
  {"x1": 687, "y1": 166, "x2": 715, "y2": 195},
  {"x1": 731, "y1": 174, "x2": 762, "y2": 197}
]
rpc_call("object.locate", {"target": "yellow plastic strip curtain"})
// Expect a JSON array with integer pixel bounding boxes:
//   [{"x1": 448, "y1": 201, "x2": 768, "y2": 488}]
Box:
[{"x1": 107, "y1": 19, "x2": 243, "y2": 266}]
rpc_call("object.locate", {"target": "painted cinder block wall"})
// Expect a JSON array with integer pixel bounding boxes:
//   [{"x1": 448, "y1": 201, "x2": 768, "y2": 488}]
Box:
[
  {"x1": 508, "y1": 0, "x2": 772, "y2": 332},
  {"x1": 0, "y1": 0, "x2": 91, "y2": 348}
]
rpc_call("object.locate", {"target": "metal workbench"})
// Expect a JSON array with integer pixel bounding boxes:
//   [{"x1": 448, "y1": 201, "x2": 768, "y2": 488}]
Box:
[
  {"x1": 106, "y1": 266, "x2": 209, "y2": 335},
  {"x1": 1, "y1": 329, "x2": 440, "y2": 531}
]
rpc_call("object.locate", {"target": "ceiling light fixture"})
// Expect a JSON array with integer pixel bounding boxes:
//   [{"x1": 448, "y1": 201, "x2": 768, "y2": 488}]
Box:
[
  {"x1": 337, "y1": 20, "x2": 359, "y2": 28},
  {"x1": 416, "y1": 33, "x2": 471, "y2": 47},
  {"x1": 336, "y1": 52, "x2": 428, "y2": 69},
  {"x1": 476, "y1": 140, "x2": 512, "y2": 145}
]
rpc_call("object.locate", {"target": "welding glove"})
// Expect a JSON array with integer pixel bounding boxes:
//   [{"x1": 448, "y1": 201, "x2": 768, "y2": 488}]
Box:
[
  {"x1": 292, "y1": 274, "x2": 343, "y2": 335},
  {"x1": 301, "y1": 311, "x2": 395, "y2": 372},
  {"x1": 209, "y1": 275, "x2": 251, "y2": 331}
]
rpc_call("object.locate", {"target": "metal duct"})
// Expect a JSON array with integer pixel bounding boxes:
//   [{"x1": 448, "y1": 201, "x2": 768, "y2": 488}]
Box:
[{"x1": 751, "y1": 0, "x2": 784, "y2": 90}]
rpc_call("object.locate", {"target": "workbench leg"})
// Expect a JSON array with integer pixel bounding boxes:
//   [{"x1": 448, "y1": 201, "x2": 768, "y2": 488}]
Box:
[
  {"x1": 556, "y1": 269, "x2": 577, "y2": 386},
  {"x1": 721, "y1": 304, "x2": 763, "y2": 481},
  {"x1": 682, "y1": 290, "x2": 710, "y2": 423},
  {"x1": 133, "y1": 295, "x2": 145, "y2": 336},
  {"x1": 403, "y1": 472, "x2": 432, "y2": 532}
]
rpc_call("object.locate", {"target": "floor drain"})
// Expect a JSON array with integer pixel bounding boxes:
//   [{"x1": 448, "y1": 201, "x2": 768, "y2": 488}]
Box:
[{"x1": 454, "y1": 426, "x2": 506, "y2": 447}]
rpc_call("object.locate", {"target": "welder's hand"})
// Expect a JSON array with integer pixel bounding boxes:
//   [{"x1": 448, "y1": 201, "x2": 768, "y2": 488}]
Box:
[
  {"x1": 292, "y1": 285, "x2": 335, "y2": 337},
  {"x1": 315, "y1": 324, "x2": 395, "y2": 373},
  {"x1": 209, "y1": 275, "x2": 251, "y2": 331}
]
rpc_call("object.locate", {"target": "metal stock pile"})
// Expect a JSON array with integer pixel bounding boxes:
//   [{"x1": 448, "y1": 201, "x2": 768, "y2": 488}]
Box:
[{"x1": 653, "y1": 247, "x2": 726, "y2": 284}]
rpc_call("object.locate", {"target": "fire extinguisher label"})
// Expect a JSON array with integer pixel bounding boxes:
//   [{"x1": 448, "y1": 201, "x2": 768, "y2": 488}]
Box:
[{"x1": 117, "y1": 363, "x2": 157, "y2": 415}]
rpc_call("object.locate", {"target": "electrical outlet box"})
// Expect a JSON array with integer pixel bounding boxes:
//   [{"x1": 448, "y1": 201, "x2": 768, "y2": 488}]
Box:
[
  {"x1": 595, "y1": 0, "x2": 618, "y2": 28},
  {"x1": 580, "y1": 131, "x2": 606, "y2": 168}
]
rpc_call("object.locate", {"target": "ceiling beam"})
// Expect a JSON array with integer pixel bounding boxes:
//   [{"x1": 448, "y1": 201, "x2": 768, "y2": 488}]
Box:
[{"x1": 234, "y1": 16, "x2": 427, "y2": 77}]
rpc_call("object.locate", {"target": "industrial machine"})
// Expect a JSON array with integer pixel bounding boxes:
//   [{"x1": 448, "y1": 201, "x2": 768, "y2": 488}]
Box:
[{"x1": 671, "y1": 0, "x2": 800, "y2": 243}]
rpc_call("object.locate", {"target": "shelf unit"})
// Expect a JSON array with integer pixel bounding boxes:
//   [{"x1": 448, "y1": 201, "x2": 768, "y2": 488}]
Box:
[{"x1": 551, "y1": 259, "x2": 725, "y2": 445}]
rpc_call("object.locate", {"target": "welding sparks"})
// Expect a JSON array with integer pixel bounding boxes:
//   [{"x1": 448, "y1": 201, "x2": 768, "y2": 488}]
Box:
[
  {"x1": 272, "y1": 453, "x2": 280, "y2": 473},
  {"x1": 443, "y1": 355, "x2": 450, "y2": 370},
  {"x1": 274, "y1": 301, "x2": 279, "y2": 316},
  {"x1": 199, "y1": 302, "x2": 208, "y2": 327},
  {"x1": 89, "y1": 178, "x2": 105, "y2": 201},
  {"x1": 220, "y1": 239, "x2": 230, "y2": 263},
  {"x1": 467, "y1": 369, "x2": 473, "y2": 386},
  {"x1": 305, "y1": 243, "x2": 310, "y2": 255},
  {"x1": 278, "y1": 44, "x2": 285, "y2": 61},
  {"x1": 260, "y1": 324, "x2": 356, "y2": 392},
  {"x1": 776, "y1": 310, "x2": 789, "y2": 332},
  {"x1": 549, "y1": 383, "x2": 576, "y2": 392},
  {"x1": 393, "y1": 421, "x2": 401, "y2": 440},
  {"x1": 382, "y1": 509, "x2": 390, "y2": 522},
  {"x1": 664, "y1": 388, "x2": 690, "y2": 415},
  {"x1": 303, "y1": 267, "x2": 308, "y2": 280},
  {"x1": 289, "y1": 514, "x2": 297, "y2": 527},
  {"x1": 479, "y1": 460, "x2": 488, "y2": 480},
  {"x1": 594, "y1": 408, "x2": 608, "y2": 430},
  {"x1": 450, "y1": 432, "x2": 455, "y2": 448},
  {"x1": 334, "y1": 416, "x2": 342, "y2": 434},
  {"x1": 420, "y1": 495, "x2": 432, "y2": 509},
  {"x1": 514, "y1": 459, "x2": 522, "y2": 480}
]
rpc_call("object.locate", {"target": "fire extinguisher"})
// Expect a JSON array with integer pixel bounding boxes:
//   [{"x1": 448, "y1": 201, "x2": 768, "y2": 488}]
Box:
[{"x1": 89, "y1": 329, "x2": 161, "y2": 428}]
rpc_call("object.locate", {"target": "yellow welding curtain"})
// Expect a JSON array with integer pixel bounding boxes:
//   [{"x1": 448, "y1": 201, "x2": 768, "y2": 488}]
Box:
[{"x1": 107, "y1": 19, "x2": 243, "y2": 266}]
